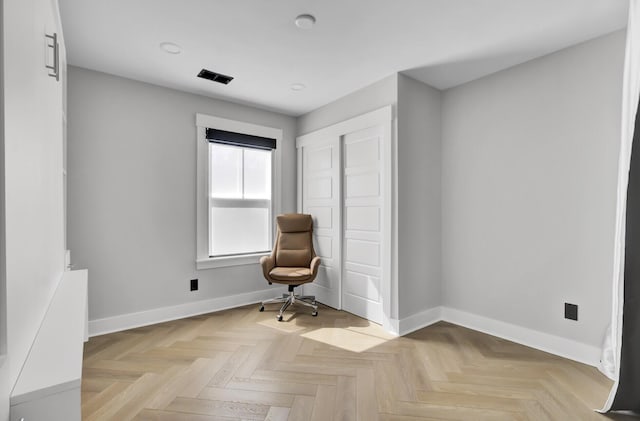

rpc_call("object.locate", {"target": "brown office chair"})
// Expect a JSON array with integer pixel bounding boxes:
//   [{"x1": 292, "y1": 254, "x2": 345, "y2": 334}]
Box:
[{"x1": 259, "y1": 214, "x2": 321, "y2": 321}]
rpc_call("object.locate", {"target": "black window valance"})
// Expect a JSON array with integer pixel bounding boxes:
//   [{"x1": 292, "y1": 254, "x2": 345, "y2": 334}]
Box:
[{"x1": 206, "y1": 128, "x2": 276, "y2": 150}]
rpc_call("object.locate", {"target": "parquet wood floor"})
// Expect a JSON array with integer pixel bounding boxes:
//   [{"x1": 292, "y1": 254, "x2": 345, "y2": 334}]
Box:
[{"x1": 82, "y1": 303, "x2": 624, "y2": 420}]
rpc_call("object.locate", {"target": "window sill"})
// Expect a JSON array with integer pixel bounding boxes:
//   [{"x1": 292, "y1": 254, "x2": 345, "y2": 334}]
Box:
[{"x1": 196, "y1": 252, "x2": 269, "y2": 270}]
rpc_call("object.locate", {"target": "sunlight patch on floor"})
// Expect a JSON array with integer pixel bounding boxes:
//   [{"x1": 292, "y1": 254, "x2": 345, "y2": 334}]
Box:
[
  {"x1": 344, "y1": 324, "x2": 396, "y2": 341},
  {"x1": 301, "y1": 327, "x2": 389, "y2": 353}
]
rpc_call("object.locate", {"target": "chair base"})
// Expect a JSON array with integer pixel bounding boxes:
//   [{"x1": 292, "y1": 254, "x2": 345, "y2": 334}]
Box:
[{"x1": 259, "y1": 285, "x2": 318, "y2": 321}]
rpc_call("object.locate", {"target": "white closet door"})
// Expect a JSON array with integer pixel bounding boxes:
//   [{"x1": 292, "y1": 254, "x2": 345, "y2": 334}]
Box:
[
  {"x1": 342, "y1": 126, "x2": 384, "y2": 324},
  {"x1": 300, "y1": 137, "x2": 341, "y2": 309}
]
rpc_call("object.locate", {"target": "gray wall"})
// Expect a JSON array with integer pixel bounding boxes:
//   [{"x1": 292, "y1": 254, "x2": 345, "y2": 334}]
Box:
[
  {"x1": 297, "y1": 74, "x2": 398, "y2": 135},
  {"x1": 441, "y1": 30, "x2": 625, "y2": 347},
  {"x1": 67, "y1": 67, "x2": 297, "y2": 321},
  {"x1": 397, "y1": 74, "x2": 442, "y2": 318}
]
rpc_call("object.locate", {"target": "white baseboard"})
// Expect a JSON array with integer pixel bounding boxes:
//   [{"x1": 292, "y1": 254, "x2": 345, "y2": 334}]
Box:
[
  {"x1": 89, "y1": 295, "x2": 602, "y2": 368},
  {"x1": 441, "y1": 307, "x2": 602, "y2": 367},
  {"x1": 398, "y1": 306, "x2": 443, "y2": 336},
  {"x1": 88, "y1": 288, "x2": 278, "y2": 337}
]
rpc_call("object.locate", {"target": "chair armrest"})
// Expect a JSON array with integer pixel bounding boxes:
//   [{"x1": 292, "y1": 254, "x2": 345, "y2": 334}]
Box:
[
  {"x1": 260, "y1": 255, "x2": 275, "y2": 282},
  {"x1": 310, "y1": 256, "x2": 321, "y2": 278}
]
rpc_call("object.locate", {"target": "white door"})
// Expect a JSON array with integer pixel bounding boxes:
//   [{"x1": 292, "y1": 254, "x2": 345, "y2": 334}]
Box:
[
  {"x1": 299, "y1": 137, "x2": 342, "y2": 309},
  {"x1": 342, "y1": 126, "x2": 385, "y2": 324},
  {"x1": 297, "y1": 106, "x2": 392, "y2": 328}
]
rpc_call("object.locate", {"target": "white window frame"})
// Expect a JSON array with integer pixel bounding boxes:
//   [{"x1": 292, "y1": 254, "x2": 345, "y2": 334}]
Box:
[{"x1": 196, "y1": 113, "x2": 282, "y2": 270}]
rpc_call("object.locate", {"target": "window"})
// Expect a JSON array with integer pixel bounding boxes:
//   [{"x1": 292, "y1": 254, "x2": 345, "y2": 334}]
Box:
[
  {"x1": 209, "y1": 143, "x2": 271, "y2": 257},
  {"x1": 196, "y1": 114, "x2": 282, "y2": 269}
]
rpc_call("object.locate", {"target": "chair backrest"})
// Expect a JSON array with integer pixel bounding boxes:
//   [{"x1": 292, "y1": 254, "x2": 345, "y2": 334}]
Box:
[{"x1": 275, "y1": 214, "x2": 315, "y2": 267}]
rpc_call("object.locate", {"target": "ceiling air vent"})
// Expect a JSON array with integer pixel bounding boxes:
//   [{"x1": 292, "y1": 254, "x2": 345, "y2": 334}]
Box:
[{"x1": 197, "y1": 69, "x2": 234, "y2": 85}]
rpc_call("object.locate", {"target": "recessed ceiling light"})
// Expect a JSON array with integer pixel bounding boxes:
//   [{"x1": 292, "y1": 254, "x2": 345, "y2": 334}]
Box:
[
  {"x1": 294, "y1": 14, "x2": 316, "y2": 29},
  {"x1": 160, "y1": 42, "x2": 181, "y2": 54},
  {"x1": 291, "y1": 83, "x2": 306, "y2": 91}
]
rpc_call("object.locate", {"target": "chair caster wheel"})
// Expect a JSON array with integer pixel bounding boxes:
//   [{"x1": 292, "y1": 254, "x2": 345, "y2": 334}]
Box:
[
  {"x1": 312, "y1": 311, "x2": 318, "y2": 317},
  {"x1": 277, "y1": 314, "x2": 283, "y2": 322},
  {"x1": 259, "y1": 306, "x2": 264, "y2": 312}
]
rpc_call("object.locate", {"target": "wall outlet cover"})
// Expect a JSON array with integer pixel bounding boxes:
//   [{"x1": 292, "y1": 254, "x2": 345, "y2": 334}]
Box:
[
  {"x1": 565, "y1": 303, "x2": 578, "y2": 321},
  {"x1": 190, "y1": 279, "x2": 198, "y2": 291}
]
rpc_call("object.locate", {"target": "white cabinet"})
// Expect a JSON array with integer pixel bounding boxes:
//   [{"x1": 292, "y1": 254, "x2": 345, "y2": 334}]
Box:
[
  {"x1": 10, "y1": 271, "x2": 88, "y2": 421},
  {"x1": 297, "y1": 106, "x2": 394, "y2": 330},
  {"x1": 4, "y1": 0, "x2": 79, "y2": 419}
]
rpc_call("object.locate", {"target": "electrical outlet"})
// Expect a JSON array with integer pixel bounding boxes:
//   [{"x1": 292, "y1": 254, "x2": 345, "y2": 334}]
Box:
[
  {"x1": 564, "y1": 303, "x2": 578, "y2": 321},
  {"x1": 190, "y1": 279, "x2": 198, "y2": 291}
]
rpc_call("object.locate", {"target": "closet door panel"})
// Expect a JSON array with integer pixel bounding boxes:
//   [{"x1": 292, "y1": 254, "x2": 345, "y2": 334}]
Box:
[
  {"x1": 300, "y1": 137, "x2": 341, "y2": 309},
  {"x1": 342, "y1": 126, "x2": 384, "y2": 324},
  {"x1": 344, "y1": 271, "x2": 380, "y2": 302},
  {"x1": 346, "y1": 206, "x2": 379, "y2": 232}
]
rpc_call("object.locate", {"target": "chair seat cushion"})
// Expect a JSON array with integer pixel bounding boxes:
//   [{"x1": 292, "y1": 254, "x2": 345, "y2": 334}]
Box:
[{"x1": 269, "y1": 267, "x2": 313, "y2": 283}]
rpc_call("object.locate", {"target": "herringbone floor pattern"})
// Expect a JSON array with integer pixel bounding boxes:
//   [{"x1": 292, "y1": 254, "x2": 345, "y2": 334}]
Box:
[{"x1": 82, "y1": 303, "x2": 621, "y2": 420}]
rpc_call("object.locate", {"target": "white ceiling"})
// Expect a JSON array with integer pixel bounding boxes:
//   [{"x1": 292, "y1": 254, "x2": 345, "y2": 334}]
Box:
[{"x1": 59, "y1": 0, "x2": 628, "y2": 116}]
